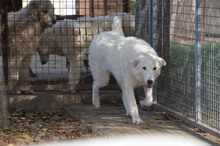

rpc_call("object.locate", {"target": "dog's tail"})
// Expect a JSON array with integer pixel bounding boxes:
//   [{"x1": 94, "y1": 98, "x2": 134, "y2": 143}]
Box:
[{"x1": 111, "y1": 16, "x2": 124, "y2": 35}]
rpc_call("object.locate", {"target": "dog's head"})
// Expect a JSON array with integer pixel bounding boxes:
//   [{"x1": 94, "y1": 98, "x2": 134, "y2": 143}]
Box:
[
  {"x1": 131, "y1": 54, "x2": 166, "y2": 88},
  {"x1": 28, "y1": 0, "x2": 56, "y2": 28}
]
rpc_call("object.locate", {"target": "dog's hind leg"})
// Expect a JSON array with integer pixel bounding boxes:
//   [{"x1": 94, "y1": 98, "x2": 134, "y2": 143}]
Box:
[
  {"x1": 8, "y1": 54, "x2": 23, "y2": 92},
  {"x1": 67, "y1": 54, "x2": 83, "y2": 93},
  {"x1": 91, "y1": 67, "x2": 110, "y2": 108},
  {"x1": 69, "y1": 55, "x2": 82, "y2": 84}
]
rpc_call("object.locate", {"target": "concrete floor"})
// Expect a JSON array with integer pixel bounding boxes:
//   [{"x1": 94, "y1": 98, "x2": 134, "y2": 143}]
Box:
[{"x1": 63, "y1": 104, "x2": 219, "y2": 146}]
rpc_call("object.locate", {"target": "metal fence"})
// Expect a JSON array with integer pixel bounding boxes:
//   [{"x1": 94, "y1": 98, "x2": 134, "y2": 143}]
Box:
[
  {"x1": 0, "y1": 0, "x2": 134, "y2": 93},
  {"x1": 0, "y1": 0, "x2": 135, "y2": 124},
  {"x1": 136, "y1": 0, "x2": 220, "y2": 138}
]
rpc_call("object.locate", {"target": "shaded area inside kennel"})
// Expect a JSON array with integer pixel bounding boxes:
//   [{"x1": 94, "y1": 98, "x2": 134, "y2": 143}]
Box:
[{"x1": 0, "y1": 0, "x2": 135, "y2": 93}]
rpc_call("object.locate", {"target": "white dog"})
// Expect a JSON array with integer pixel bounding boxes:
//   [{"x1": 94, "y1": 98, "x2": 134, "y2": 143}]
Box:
[
  {"x1": 89, "y1": 16, "x2": 166, "y2": 124},
  {"x1": 36, "y1": 13, "x2": 135, "y2": 92}
]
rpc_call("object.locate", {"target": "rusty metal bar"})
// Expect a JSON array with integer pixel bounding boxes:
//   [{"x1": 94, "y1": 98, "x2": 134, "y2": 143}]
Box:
[
  {"x1": 89, "y1": 0, "x2": 94, "y2": 17},
  {"x1": 123, "y1": 0, "x2": 129, "y2": 13},
  {"x1": 1, "y1": 3, "x2": 9, "y2": 84},
  {"x1": 104, "y1": 0, "x2": 108, "y2": 15}
]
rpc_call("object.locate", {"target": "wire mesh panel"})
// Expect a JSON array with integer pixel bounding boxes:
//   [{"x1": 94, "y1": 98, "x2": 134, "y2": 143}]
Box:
[
  {"x1": 0, "y1": 0, "x2": 21, "y2": 125},
  {"x1": 200, "y1": 0, "x2": 220, "y2": 133},
  {"x1": 0, "y1": 0, "x2": 135, "y2": 93},
  {"x1": 136, "y1": 0, "x2": 220, "y2": 137},
  {"x1": 0, "y1": 57, "x2": 8, "y2": 125},
  {"x1": 156, "y1": 0, "x2": 196, "y2": 118}
]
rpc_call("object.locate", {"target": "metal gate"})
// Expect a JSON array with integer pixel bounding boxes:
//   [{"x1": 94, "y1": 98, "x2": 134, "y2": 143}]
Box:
[{"x1": 135, "y1": 0, "x2": 220, "y2": 138}]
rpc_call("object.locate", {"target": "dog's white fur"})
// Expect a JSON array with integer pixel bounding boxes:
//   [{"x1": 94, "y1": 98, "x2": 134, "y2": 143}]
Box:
[
  {"x1": 36, "y1": 13, "x2": 135, "y2": 89},
  {"x1": 89, "y1": 16, "x2": 166, "y2": 124},
  {"x1": 5, "y1": 0, "x2": 56, "y2": 93}
]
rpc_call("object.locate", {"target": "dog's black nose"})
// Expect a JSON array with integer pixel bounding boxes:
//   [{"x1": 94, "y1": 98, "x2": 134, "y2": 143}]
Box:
[{"x1": 147, "y1": 80, "x2": 153, "y2": 85}]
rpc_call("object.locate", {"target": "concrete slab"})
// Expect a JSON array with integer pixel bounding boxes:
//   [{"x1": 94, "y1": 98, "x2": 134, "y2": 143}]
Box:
[{"x1": 63, "y1": 104, "x2": 219, "y2": 146}]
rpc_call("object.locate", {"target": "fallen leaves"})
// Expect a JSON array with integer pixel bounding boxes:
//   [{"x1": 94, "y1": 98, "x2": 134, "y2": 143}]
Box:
[
  {"x1": 139, "y1": 123, "x2": 151, "y2": 130},
  {"x1": 0, "y1": 109, "x2": 97, "y2": 145}
]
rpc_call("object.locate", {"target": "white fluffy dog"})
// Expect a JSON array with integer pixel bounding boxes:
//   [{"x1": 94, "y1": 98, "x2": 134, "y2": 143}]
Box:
[
  {"x1": 89, "y1": 16, "x2": 166, "y2": 124},
  {"x1": 36, "y1": 13, "x2": 135, "y2": 92}
]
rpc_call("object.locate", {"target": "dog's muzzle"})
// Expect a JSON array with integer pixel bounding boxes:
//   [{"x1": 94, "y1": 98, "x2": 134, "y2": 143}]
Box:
[
  {"x1": 48, "y1": 19, "x2": 57, "y2": 28},
  {"x1": 41, "y1": 18, "x2": 56, "y2": 28},
  {"x1": 146, "y1": 80, "x2": 153, "y2": 88}
]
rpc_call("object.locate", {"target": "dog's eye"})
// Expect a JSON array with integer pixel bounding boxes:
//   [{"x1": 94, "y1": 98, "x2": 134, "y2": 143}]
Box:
[
  {"x1": 42, "y1": 10, "x2": 48, "y2": 13},
  {"x1": 153, "y1": 67, "x2": 157, "y2": 70},
  {"x1": 142, "y1": 67, "x2": 146, "y2": 70}
]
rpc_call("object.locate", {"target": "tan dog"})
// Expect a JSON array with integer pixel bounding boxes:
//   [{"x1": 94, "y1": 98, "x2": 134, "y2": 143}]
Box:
[{"x1": 7, "y1": 0, "x2": 56, "y2": 93}]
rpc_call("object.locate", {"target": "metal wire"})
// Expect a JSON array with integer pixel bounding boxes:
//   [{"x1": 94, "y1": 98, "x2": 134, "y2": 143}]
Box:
[
  {"x1": 136, "y1": 0, "x2": 220, "y2": 137},
  {"x1": 0, "y1": 55, "x2": 8, "y2": 125}
]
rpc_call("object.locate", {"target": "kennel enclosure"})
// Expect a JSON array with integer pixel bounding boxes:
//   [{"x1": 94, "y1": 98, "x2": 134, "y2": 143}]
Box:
[{"x1": 0, "y1": 0, "x2": 219, "y2": 138}]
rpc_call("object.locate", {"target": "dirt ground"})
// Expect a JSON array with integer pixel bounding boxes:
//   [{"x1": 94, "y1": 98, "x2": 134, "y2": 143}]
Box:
[
  {"x1": 65, "y1": 104, "x2": 220, "y2": 143},
  {"x1": 0, "y1": 103, "x2": 220, "y2": 146}
]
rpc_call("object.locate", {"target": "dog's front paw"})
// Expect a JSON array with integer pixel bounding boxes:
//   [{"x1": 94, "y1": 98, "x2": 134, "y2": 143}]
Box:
[
  {"x1": 132, "y1": 118, "x2": 143, "y2": 125},
  {"x1": 140, "y1": 99, "x2": 153, "y2": 107},
  {"x1": 92, "y1": 99, "x2": 100, "y2": 108}
]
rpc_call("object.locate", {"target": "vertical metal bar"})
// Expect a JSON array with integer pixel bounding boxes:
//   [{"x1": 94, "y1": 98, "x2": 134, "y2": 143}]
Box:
[
  {"x1": 195, "y1": 0, "x2": 202, "y2": 123},
  {"x1": 1, "y1": 10, "x2": 9, "y2": 84},
  {"x1": 152, "y1": 0, "x2": 158, "y2": 49},
  {"x1": 201, "y1": 0, "x2": 206, "y2": 41},
  {"x1": 75, "y1": 0, "x2": 80, "y2": 15},
  {"x1": 148, "y1": 0, "x2": 153, "y2": 46},
  {"x1": 104, "y1": 0, "x2": 107, "y2": 15},
  {"x1": 0, "y1": 1, "x2": 8, "y2": 126},
  {"x1": 135, "y1": 0, "x2": 140, "y2": 37},
  {"x1": 89, "y1": 0, "x2": 94, "y2": 17},
  {"x1": 150, "y1": 0, "x2": 160, "y2": 104},
  {"x1": 123, "y1": 0, "x2": 129, "y2": 13}
]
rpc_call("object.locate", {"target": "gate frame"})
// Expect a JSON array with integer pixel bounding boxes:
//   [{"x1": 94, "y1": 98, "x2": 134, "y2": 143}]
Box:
[{"x1": 145, "y1": 0, "x2": 220, "y2": 138}]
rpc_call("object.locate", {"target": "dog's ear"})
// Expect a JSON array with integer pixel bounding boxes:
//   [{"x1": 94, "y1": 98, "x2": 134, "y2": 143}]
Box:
[
  {"x1": 130, "y1": 58, "x2": 141, "y2": 67},
  {"x1": 158, "y1": 57, "x2": 166, "y2": 66}
]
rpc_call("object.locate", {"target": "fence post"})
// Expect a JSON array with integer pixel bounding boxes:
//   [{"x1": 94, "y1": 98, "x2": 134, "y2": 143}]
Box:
[
  {"x1": 148, "y1": 0, "x2": 153, "y2": 46},
  {"x1": 195, "y1": 0, "x2": 202, "y2": 123},
  {"x1": 152, "y1": 0, "x2": 158, "y2": 49}
]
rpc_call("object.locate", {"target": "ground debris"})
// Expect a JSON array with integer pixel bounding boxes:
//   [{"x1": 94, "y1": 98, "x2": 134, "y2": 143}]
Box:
[{"x1": 0, "y1": 109, "x2": 97, "y2": 145}]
